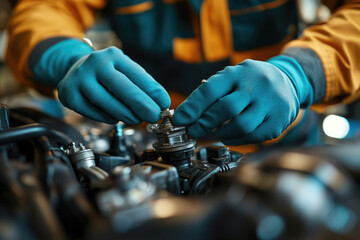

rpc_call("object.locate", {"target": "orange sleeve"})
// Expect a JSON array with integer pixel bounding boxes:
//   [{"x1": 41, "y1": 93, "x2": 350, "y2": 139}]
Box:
[
  {"x1": 5, "y1": 0, "x2": 106, "y2": 92},
  {"x1": 283, "y1": 1, "x2": 360, "y2": 111}
]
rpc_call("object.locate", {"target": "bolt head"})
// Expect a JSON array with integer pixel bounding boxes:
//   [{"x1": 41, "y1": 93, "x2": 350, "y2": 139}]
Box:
[{"x1": 160, "y1": 109, "x2": 174, "y2": 118}]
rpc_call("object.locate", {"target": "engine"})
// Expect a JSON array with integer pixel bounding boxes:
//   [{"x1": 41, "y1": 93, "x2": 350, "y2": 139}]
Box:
[{"x1": 0, "y1": 104, "x2": 360, "y2": 240}]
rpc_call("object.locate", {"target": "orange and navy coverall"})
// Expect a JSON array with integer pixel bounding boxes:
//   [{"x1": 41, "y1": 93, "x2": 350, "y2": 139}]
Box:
[{"x1": 4, "y1": 0, "x2": 360, "y2": 146}]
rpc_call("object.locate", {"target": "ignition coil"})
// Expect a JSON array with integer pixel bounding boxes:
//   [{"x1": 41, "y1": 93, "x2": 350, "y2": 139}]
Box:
[{"x1": 150, "y1": 109, "x2": 196, "y2": 171}]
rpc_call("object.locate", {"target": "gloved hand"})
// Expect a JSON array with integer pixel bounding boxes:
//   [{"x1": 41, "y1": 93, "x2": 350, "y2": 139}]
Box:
[
  {"x1": 172, "y1": 56, "x2": 314, "y2": 146},
  {"x1": 33, "y1": 39, "x2": 170, "y2": 124}
]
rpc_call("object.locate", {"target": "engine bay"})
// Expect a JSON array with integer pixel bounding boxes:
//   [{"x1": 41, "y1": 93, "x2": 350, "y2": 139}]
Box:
[{"x1": 1, "y1": 104, "x2": 360, "y2": 240}]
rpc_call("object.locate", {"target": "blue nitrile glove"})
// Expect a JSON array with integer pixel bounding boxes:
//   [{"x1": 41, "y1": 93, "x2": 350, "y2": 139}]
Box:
[
  {"x1": 172, "y1": 56, "x2": 314, "y2": 146},
  {"x1": 33, "y1": 39, "x2": 170, "y2": 124}
]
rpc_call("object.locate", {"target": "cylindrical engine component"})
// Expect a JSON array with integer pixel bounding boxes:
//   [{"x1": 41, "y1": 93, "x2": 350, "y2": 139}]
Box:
[
  {"x1": 65, "y1": 142, "x2": 96, "y2": 170},
  {"x1": 150, "y1": 109, "x2": 196, "y2": 171},
  {"x1": 64, "y1": 142, "x2": 108, "y2": 181}
]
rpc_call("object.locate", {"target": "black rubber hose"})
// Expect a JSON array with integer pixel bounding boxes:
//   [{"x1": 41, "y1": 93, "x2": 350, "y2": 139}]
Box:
[
  {"x1": 0, "y1": 123, "x2": 71, "y2": 146},
  {"x1": 10, "y1": 107, "x2": 86, "y2": 145},
  {"x1": 191, "y1": 166, "x2": 220, "y2": 194}
]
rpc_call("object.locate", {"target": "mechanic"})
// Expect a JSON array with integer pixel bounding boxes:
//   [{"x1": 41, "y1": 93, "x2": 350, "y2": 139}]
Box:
[{"x1": 4, "y1": 0, "x2": 360, "y2": 146}]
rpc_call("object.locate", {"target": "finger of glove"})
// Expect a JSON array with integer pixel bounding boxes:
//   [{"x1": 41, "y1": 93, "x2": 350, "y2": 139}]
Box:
[
  {"x1": 99, "y1": 68, "x2": 162, "y2": 123},
  {"x1": 81, "y1": 83, "x2": 141, "y2": 125},
  {"x1": 173, "y1": 73, "x2": 234, "y2": 125},
  {"x1": 214, "y1": 104, "x2": 267, "y2": 139},
  {"x1": 187, "y1": 91, "x2": 251, "y2": 138},
  {"x1": 221, "y1": 118, "x2": 281, "y2": 146},
  {"x1": 59, "y1": 90, "x2": 118, "y2": 124},
  {"x1": 113, "y1": 49, "x2": 171, "y2": 109}
]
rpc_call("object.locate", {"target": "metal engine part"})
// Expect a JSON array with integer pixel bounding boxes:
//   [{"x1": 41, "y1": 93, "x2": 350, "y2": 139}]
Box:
[
  {"x1": 150, "y1": 109, "x2": 196, "y2": 171},
  {"x1": 147, "y1": 109, "x2": 243, "y2": 195},
  {"x1": 64, "y1": 142, "x2": 108, "y2": 182},
  {"x1": 2, "y1": 105, "x2": 360, "y2": 240},
  {"x1": 65, "y1": 142, "x2": 96, "y2": 169}
]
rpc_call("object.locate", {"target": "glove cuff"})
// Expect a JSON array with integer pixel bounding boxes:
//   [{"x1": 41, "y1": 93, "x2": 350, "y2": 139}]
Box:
[
  {"x1": 268, "y1": 55, "x2": 314, "y2": 108},
  {"x1": 32, "y1": 38, "x2": 93, "y2": 87}
]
